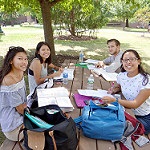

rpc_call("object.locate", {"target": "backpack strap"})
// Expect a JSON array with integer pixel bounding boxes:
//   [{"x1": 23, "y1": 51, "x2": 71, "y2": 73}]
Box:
[
  {"x1": 49, "y1": 131, "x2": 57, "y2": 150},
  {"x1": 74, "y1": 116, "x2": 82, "y2": 129},
  {"x1": 18, "y1": 125, "x2": 25, "y2": 150}
]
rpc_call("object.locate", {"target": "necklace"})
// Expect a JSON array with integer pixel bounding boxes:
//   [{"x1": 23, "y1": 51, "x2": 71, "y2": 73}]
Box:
[{"x1": 10, "y1": 74, "x2": 23, "y2": 84}]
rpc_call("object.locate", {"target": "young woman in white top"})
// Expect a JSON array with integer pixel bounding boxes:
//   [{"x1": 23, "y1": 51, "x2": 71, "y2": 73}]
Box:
[
  {"x1": 28, "y1": 41, "x2": 63, "y2": 93},
  {"x1": 0, "y1": 46, "x2": 28, "y2": 141},
  {"x1": 102, "y1": 49, "x2": 150, "y2": 134}
]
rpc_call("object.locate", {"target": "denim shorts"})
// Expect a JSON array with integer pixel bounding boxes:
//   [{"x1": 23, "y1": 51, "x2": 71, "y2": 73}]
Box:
[{"x1": 135, "y1": 113, "x2": 150, "y2": 135}]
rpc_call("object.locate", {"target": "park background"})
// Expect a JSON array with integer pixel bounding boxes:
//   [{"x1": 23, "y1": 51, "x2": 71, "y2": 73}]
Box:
[{"x1": 0, "y1": 0, "x2": 150, "y2": 145}]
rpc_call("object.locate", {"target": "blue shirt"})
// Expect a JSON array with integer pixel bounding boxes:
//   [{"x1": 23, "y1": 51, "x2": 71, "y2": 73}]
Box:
[{"x1": 0, "y1": 78, "x2": 27, "y2": 132}]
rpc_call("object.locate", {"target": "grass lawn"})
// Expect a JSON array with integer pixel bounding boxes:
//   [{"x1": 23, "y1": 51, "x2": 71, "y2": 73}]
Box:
[
  {"x1": 0, "y1": 25, "x2": 150, "y2": 145},
  {"x1": 1, "y1": 25, "x2": 150, "y2": 72}
]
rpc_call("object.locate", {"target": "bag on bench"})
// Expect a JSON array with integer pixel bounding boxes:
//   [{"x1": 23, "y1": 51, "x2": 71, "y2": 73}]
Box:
[
  {"x1": 119, "y1": 111, "x2": 149, "y2": 150},
  {"x1": 19, "y1": 104, "x2": 78, "y2": 150},
  {"x1": 74, "y1": 100, "x2": 125, "y2": 141}
]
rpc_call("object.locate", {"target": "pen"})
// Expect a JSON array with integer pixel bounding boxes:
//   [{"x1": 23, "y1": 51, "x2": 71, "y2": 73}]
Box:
[{"x1": 111, "y1": 81, "x2": 115, "y2": 93}]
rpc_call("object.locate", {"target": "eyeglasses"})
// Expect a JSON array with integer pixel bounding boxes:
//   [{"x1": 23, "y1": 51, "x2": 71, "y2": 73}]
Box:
[{"x1": 122, "y1": 57, "x2": 138, "y2": 63}]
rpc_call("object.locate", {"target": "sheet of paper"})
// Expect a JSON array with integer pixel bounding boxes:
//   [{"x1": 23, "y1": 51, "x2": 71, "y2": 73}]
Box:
[
  {"x1": 78, "y1": 89, "x2": 99, "y2": 97},
  {"x1": 87, "y1": 64, "x2": 96, "y2": 70},
  {"x1": 77, "y1": 89, "x2": 113, "y2": 98},
  {"x1": 97, "y1": 89, "x2": 114, "y2": 98},
  {"x1": 101, "y1": 72, "x2": 118, "y2": 81},
  {"x1": 92, "y1": 67, "x2": 106, "y2": 75},
  {"x1": 92, "y1": 67, "x2": 118, "y2": 81},
  {"x1": 84, "y1": 59, "x2": 99, "y2": 64}
]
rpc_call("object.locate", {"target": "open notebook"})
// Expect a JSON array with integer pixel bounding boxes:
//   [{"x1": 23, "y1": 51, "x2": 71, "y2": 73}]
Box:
[
  {"x1": 37, "y1": 87, "x2": 74, "y2": 112},
  {"x1": 92, "y1": 68, "x2": 118, "y2": 81}
]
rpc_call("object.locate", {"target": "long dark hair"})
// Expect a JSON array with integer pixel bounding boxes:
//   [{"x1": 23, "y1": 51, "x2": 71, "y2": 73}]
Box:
[
  {"x1": 35, "y1": 41, "x2": 52, "y2": 64},
  {"x1": 121, "y1": 49, "x2": 149, "y2": 85},
  {"x1": 0, "y1": 46, "x2": 27, "y2": 85}
]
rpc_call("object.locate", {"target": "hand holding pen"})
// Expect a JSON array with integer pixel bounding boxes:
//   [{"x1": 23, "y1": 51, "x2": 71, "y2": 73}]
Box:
[
  {"x1": 107, "y1": 82, "x2": 121, "y2": 94},
  {"x1": 107, "y1": 81, "x2": 115, "y2": 94},
  {"x1": 95, "y1": 61, "x2": 104, "y2": 68},
  {"x1": 52, "y1": 67, "x2": 63, "y2": 73},
  {"x1": 59, "y1": 66, "x2": 64, "y2": 72}
]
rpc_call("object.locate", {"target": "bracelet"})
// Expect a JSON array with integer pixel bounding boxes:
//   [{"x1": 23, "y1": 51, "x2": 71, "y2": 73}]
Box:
[{"x1": 116, "y1": 98, "x2": 119, "y2": 102}]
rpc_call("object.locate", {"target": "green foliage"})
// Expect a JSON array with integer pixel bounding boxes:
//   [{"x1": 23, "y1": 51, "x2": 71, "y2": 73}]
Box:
[
  {"x1": 134, "y1": 6, "x2": 150, "y2": 26},
  {"x1": 109, "y1": 0, "x2": 140, "y2": 22},
  {"x1": 52, "y1": 0, "x2": 110, "y2": 35}
]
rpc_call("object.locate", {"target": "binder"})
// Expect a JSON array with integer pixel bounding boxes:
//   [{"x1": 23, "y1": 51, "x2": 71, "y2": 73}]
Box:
[{"x1": 73, "y1": 93, "x2": 92, "y2": 108}]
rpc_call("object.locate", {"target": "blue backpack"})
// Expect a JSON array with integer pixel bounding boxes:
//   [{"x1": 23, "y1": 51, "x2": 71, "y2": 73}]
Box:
[{"x1": 74, "y1": 100, "x2": 125, "y2": 141}]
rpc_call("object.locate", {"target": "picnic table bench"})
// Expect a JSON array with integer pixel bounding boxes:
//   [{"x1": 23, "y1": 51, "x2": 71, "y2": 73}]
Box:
[{"x1": 0, "y1": 58, "x2": 150, "y2": 150}]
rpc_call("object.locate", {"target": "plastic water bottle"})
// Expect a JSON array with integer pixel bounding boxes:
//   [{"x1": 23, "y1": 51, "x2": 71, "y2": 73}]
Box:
[
  {"x1": 79, "y1": 50, "x2": 84, "y2": 63},
  {"x1": 87, "y1": 74, "x2": 94, "y2": 90},
  {"x1": 63, "y1": 67, "x2": 68, "y2": 84}
]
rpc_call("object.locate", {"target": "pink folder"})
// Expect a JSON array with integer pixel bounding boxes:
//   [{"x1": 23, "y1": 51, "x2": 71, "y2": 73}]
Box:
[{"x1": 73, "y1": 93, "x2": 92, "y2": 108}]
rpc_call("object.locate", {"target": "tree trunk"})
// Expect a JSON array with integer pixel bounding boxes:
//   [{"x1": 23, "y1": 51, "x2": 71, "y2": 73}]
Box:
[
  {"x1": 125, "y1": 18, "x2": 129, "y2": 27},
  {"x1": 39, "y1": 1, "x2": 55, "y2": 57},
  {"x1": 69, "y1": 9, "x2": 76, "y2": 36}
]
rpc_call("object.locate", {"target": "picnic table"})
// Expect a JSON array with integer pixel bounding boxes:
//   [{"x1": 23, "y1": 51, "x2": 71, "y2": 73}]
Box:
[{"x1": 0, "y1": 58, "x2": 150, "y2": 150}]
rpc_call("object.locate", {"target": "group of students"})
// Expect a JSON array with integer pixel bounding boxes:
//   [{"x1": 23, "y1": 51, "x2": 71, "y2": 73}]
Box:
[
  {"x1": 0, "y1": 39, "x2": 150, "y2": 143},
  {"x1": 0, "y1": 42, "x2": 63, "y2": 141}
]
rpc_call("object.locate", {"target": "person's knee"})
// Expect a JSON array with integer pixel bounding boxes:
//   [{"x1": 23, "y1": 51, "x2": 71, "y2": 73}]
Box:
[{"x1": 137, "y1": 118, "x2": 150, "y2": 134}]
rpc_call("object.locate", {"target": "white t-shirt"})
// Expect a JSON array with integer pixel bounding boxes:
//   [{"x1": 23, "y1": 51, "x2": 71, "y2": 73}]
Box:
[{"x1": 117, "y1": 72, "x2": 150, "y2": 116}]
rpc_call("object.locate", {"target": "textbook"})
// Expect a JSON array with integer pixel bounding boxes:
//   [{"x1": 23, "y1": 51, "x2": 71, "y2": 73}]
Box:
[
  {"x1": 37, "y1": 87, "x2": 74, "y2": 112},
  {"x1": 92, "y1": 68, "x2": 118, "y2": 81}
]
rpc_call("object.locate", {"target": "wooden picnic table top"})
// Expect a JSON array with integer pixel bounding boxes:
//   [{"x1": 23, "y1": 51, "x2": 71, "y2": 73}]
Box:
[{"x1": 0, "y1": 58, "x2": 150, "y2": 150}]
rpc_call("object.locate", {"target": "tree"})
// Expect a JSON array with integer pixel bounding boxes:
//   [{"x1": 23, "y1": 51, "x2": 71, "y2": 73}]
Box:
[
  {"x1": 52, "y1": 0, "x2": 94, "y2": 36},
  {"x1": 109, "y1": 0, "x2": 140, "y2": 27},
  {"x1": 0, "y1": 0, "x2": 63, "y2": 57},
  {"x1": 134, "y1": 6, "x2": 150, "y2": 28},
  {"x1": 52, "y1": 0, "x2": 110, "y2": 36}
]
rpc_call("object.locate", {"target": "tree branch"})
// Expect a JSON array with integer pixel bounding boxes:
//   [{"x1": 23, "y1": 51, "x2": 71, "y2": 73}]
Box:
[
  {"x1": 49, "y1": 0, "x2": 63, "y2": 7},
  {"x1": 39, "y1": 0, "x2": 63, "y2": 7}
]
